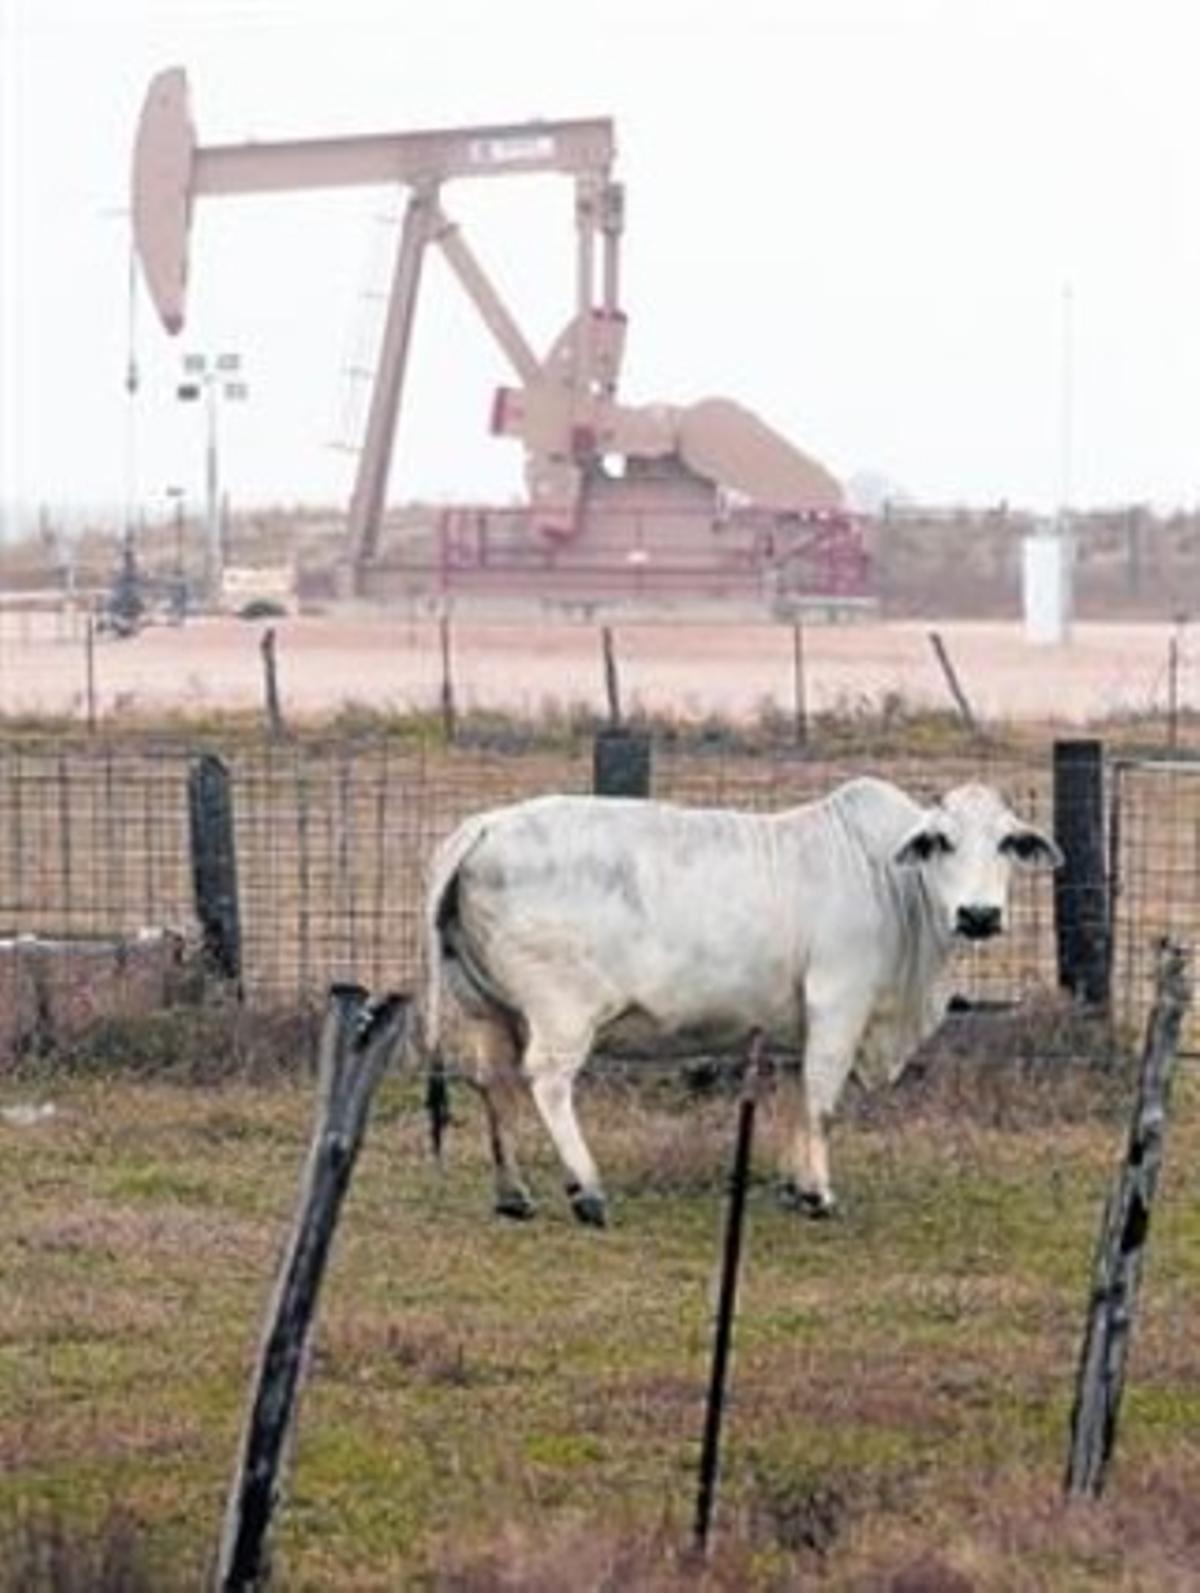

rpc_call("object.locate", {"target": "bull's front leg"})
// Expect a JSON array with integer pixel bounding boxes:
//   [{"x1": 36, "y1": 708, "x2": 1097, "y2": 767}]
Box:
[{"x1": 778, "y1": 984, "x2": 872, "y2": 1218}]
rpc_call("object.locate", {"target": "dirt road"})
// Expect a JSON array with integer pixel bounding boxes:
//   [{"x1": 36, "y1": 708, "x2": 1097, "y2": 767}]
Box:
[{"x1": 0, "y1": 612, "x2": 1183, "y2": 726}]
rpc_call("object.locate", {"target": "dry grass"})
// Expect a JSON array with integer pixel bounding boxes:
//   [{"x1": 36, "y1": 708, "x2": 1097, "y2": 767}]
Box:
[
  {"x1": 0, "y1": 1036, "x2": 1198, "y2": 1589},
  {"x1": 1, "y1": 1505, "x2": 156, "y2": 1593}
]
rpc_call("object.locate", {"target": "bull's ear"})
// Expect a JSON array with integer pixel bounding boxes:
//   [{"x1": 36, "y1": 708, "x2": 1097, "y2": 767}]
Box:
[
  {"x1": 894, "y1": 819, "x2": 954, "y2": 866},
  {"x1": 1000, "y1": 826, "x2": 1063, "y2": 870}
]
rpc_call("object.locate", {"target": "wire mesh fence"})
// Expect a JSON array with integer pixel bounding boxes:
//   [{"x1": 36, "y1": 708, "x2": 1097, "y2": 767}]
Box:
[
  {"x1": 229, "y1": 741, "x2": 595, "y2": 996},
  {"x1": 1109, "y1": 759, "x2": 1200, "y2": 1048},
  {"x1": 0, "y1": 734, "x2": 1194, "y2": 1060},
  {"x1": 0, "y1": 744, "x2": 190, "y2": 938}
]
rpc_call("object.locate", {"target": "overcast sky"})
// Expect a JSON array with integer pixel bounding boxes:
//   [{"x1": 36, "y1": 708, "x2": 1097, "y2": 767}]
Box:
[{"x1": 2, "y1": 0, "x2": 1199, "y2": 535}]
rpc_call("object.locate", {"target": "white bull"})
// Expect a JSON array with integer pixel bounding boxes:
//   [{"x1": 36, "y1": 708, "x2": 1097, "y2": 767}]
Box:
[{"x1": 425, "y1": 777, "x2": 1060, "y2": 1226}]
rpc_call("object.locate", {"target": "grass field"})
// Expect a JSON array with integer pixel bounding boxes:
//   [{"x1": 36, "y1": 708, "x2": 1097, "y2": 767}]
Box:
[{"x1": 2, "y1": 1038, "x2": 1199, "y2": 1590}]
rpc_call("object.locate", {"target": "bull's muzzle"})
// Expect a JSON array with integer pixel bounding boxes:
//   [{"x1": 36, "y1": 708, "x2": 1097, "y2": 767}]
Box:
[{"x1": 955, "y1": 904, "x2": 1003, "y2": 941}]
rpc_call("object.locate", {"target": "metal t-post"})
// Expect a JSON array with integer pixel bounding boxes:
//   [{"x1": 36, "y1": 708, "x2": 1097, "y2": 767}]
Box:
[{"x1": 694, "y1": 1033, "x2": 768, "y2": 1556}]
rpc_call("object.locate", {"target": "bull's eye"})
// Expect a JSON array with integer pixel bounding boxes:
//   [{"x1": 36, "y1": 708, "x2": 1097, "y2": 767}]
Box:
[
  {"x1": 910, "y1": 830, "x2": 954, "y2": 861},
  {"x1": 1001, "y1": 831, "x2": 1043, "y2": 863}
]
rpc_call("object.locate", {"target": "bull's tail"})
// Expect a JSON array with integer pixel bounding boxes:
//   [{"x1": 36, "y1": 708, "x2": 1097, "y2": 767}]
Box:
[
  {"x1": 424, "y1": 814, "x2": 490, "y2": 1053},
  {"x1": 422, "y1": 814, "x2": 492, "y2": 1160},
  {"x1": 395, "y1": 998, "x2": 451, "y2": 1161},
  {"x1": 425, "y1": 1046, "x2": 451, "y2": 1160}
]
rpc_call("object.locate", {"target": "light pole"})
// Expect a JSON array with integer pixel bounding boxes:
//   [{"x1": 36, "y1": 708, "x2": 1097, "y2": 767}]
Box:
[
  {"x1": 177, "y1": 353, "x2": 248, "y2": 608},
  {"x1": 165, "y1": 484, "x2": 187, "y2": 620}
]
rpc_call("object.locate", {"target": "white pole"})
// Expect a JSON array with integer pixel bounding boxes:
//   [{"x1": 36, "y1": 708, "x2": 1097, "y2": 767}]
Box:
[
  {"x1": 1024, "y1": 281, "x2": 1075, "y2": 646},
  {"x1": 1059, "y1": 280, "x2": 1075, "y2": 521}
]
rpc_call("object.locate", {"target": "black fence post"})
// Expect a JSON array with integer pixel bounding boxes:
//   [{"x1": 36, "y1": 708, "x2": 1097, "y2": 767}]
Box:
[
  {"x1": 1065, "y1": 940, "x2": 1191, "y2": 1498},
  {"x1": 693, "y1": 1034, "x2": 769, "y2": 1558},
  {"x1": 1053, "y1": 738, "x2": 1111, "y2": 1007},
  {"x1": 188, "y1": 753, "x2": 244, "y2": 990},
  {"x1": 592, "y1": 728, "x2": 652, "y2": 798},
  {"x1": 215, "y1": 987, "x2": 409, "y2": 1590}
]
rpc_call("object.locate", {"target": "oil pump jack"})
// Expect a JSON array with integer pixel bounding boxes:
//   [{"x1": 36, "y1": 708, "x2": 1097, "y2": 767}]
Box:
[{"x1": 132, "y1": 68, "x2": 871, "y2": 614}]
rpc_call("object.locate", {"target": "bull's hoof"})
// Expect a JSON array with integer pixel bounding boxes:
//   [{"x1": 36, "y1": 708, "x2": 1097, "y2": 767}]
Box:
[
  {"x1": 778, "y1": 1180, "x2": 838, "y2": 1220},
  {"x1": 567, "y1": 1184, "x2": 609, "y2": 1229},
  {"x1": 495, "y1": 1187, "x2": 537, "y2": 1222}
]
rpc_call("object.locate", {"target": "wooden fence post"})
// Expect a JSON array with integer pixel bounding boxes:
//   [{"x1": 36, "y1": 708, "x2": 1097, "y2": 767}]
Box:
[
  {"x1": 215, "y1": 986, "x2": 409, "y2": 1591},
  {"x1": 259, "y1": 627, "x2": 286, "y2": 740},
  {"x1": 84, "y1": 610, "x2": 97, "y2": 734},
  {"x1": 927, "y1": 629, "x2": 983, "y2": 739},
  {"x1": 1064, "y1": 940, "x2": 1191, "y2": 1498},
  {"x1": 439, "y1": 613, "x2": 457, "y2": 742},
  {"x1": 592, "y1": 728, "x2": 651, "y2": 798},
  {"x1": 792, "y1": 620, "x2": 808, "y2": 748},
  {"x1": 693, "y1": 1034, "x2": 769, "y2": 1558},
  {"x1": 188, "y1": 754, "x2": 243, "y2": 990},
  {"x1": 1053, "y1": 739, "x2": 1111, "y2": 1007},
  {"x1": 601, "y1": 626, "x2": 622, "y2": 729}
]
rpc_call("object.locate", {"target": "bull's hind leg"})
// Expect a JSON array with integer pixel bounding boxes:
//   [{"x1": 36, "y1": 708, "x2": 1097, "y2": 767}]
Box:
[
  {"x1": 461, "y1": 1015, "x2": 535, "y2": 1221},
  {"x1": 522, "y1": 1026, "x2": 607, "y2": 1228}
]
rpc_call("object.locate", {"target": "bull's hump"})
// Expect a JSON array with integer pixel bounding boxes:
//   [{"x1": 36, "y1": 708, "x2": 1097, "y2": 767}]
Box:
[
  {"x1": 823, "y1": 777, "x2": 924, "y2": 856},
  {"x1": 504, "y1": 794, "x2": 761, "y2": 848}
]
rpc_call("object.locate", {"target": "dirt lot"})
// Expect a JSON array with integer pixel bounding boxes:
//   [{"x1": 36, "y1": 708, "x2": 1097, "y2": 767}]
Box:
[{"x1": 0, "y1": 612, "x2": 1189, "y2": 726}]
